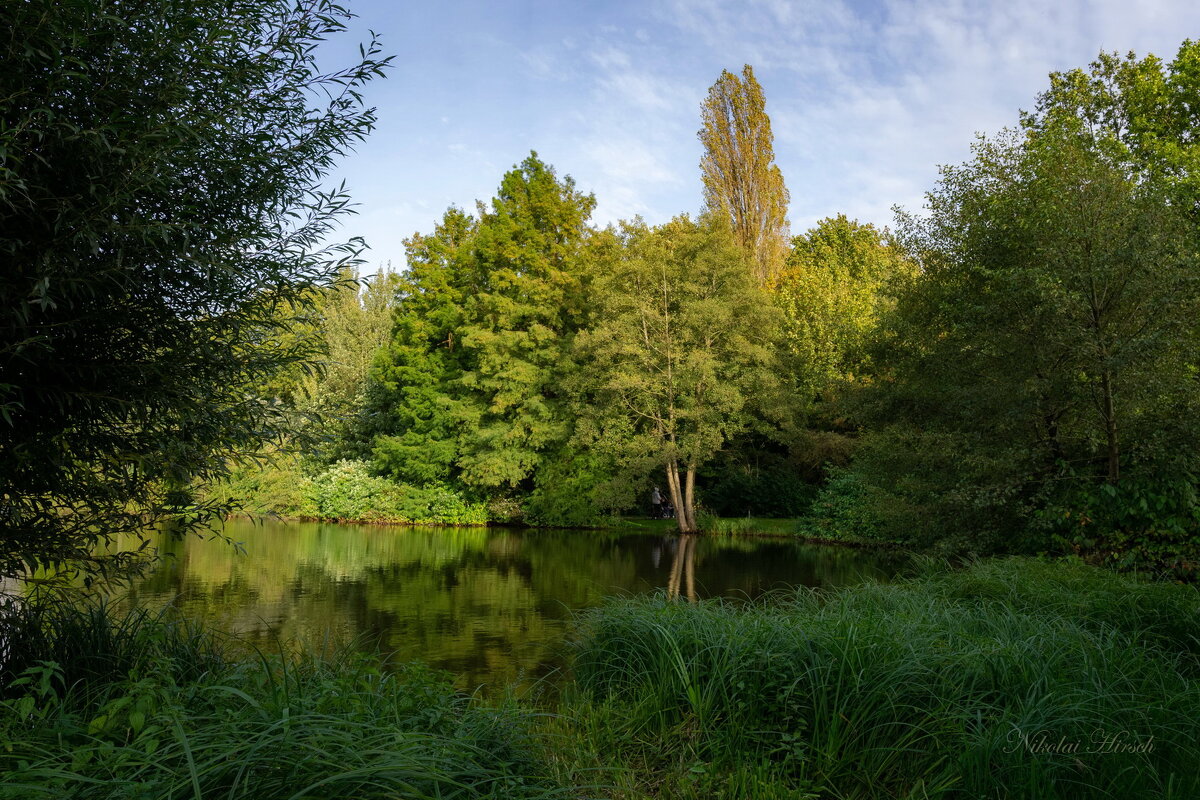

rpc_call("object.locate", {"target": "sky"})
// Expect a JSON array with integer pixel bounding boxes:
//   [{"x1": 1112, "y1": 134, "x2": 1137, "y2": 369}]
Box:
[{"x1": 325, "y1": 0, "x2": 1200, "y2": 269}]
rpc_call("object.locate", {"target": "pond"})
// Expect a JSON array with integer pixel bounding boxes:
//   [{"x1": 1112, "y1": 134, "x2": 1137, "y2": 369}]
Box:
[{"x1": 114, "y1": 519, "x2": 906, "y2": 692}]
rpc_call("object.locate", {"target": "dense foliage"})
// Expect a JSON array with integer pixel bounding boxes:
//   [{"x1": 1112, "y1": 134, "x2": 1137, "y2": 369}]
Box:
[
  {"x1": 575, "y1": 216, "x2": 783, "y2": 531},
  {"x1": 0, "y1": 0, "x2": 389, "y2": 579},
  {"x1": 6, "y1": 10, "x2": 1200, "y2": 796},
  {"x1": 824, "y1": 45, "x2": 1200, "y2": 569},
  {"x1": 368, "y1": 155, "x2": 596, "y2": 493}
]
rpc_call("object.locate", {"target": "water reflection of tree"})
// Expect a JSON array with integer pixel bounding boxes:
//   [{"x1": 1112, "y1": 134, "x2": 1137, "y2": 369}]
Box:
[
  {"x1": 666, "y1": 535, "x2": 697, "y2": 602},
  {"x1": 104, "y1": 522, "x2": 905, "y2": 689}
]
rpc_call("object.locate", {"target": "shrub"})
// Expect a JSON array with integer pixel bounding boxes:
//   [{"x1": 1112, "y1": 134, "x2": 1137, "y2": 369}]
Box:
[
  {"x1": 796, "y1": 466, "x2": 896, "y2": 544},
  {"x1": 206, "y1": 457, "x2": 320, "y2": 518},
  {"x1": 311, "y1": 461, "x2": 488, "y2": 525},
  {"x1": 1048, "y1": 473, "x2": 1200, "y2": 580}
]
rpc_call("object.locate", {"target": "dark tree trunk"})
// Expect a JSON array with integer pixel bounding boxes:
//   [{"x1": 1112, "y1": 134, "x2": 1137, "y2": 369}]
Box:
[{"x1": 1100, "y1": 368, "x2": 1120, "y2": 483}]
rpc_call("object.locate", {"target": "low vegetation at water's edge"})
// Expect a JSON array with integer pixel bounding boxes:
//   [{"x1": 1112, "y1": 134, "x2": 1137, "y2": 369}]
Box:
[
  {"x1": 4, "y1": 558, "x2": 1199, "y2": 799},
  {"x1": 558, "y1": 557, "x2": 1200, "y2": 799},
  {"x1": 0, "y1": 601, "x2": 561, "y2": 800}
]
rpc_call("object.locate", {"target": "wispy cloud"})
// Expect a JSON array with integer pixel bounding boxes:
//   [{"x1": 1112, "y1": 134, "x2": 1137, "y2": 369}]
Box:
[{"x1": 335, "y1": 0, "x2": 1200, "y2": 264}]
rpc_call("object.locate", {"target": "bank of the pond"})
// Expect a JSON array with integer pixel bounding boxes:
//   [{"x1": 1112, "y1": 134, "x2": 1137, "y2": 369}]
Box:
[
  {"x1": 224, "y1": 511, "x2": 905, "y2": 554},
  {"x1": 4, "y1": 557, "x2": 1198, "y2": 799},
  {"x1": 0, "y1": 601, "x2": 558, "y2": 800}
]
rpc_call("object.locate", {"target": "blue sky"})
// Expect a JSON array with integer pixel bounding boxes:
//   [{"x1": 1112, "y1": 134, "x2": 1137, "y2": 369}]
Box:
[{"x1": 327, "y1": 0, "x2": 1200, "y2": 269}]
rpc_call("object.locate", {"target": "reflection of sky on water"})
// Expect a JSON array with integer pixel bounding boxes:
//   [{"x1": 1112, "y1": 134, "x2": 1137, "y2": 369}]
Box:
[{"x1": 113, "y1": 521, "x2": 905, "y2": 692}]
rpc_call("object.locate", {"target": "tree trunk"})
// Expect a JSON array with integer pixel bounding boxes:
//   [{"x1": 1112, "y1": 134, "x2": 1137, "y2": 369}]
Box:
[
  {"x1": 1100, "y1": 368, "x2": 1120, "y2": 483},
  {"x1": 665, "y1": 461, "x2": 693, "y2": 533},
  {"x1": 683, "y1": 465, "x2": 697, "y2": 532}
]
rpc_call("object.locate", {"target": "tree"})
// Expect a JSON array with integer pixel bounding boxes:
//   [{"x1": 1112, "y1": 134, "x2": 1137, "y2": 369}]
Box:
[
  {"x1": 259, "y1": 266, "x2": 402, "y2": 461},
  {"x1": 860, "y1": 125, "x2": 1199, "y2": 553},
  {"x1": 575, "y1": 216, "x2": 782, "y2": 533},
  {"x1": 454, "y1": 154, "x2": 597, "y2": 488},
  {"x1": 369, "y1": 208, "x2": 476, "y2": 485},
  {"x1": 369, "y1": 155, "x2": 597, "y2": 495},
  {"x1": 1022, "y1": 41, "x2": 1200, "y2": 218},
  {"x1": 698, "y1": 65, "x2": 791, "y2": 285},
  {"x1": 0, "y1": 0, "x2": 390, "y2": 581},
  {"x1": 771, "y1": 215, "x2": 915, "y2": 409}
]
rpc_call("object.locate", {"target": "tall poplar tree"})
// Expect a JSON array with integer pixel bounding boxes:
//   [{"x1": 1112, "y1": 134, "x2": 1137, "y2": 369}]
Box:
[{"x1": 698, "y1": 64, "x2": 791, "y2": 285}]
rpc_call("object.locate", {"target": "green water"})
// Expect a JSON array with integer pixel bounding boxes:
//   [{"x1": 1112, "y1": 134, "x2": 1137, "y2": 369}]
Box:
[{"x1": 118, "y1": 519, "x2": 905, "y2": 690}]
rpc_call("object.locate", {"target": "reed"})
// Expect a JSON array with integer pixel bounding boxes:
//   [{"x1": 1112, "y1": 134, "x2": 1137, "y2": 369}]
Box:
[
  {"x1": 567, "y1": 557, "x2": 1200, "y2": 799},
  {"x1": 0, "y1": 599, "x2": 567, "y2": 800}
]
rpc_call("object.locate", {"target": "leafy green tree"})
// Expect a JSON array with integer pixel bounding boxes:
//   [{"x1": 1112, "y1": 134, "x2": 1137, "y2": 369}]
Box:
[
  {"x1": 455, "y1": 155, "x2": 597, "y2": 488},
  {"x1": 862, "y1": 125, "x2": 1199, "y2": 554},
  {"x1": 259, "y1": 267, "x2": 401, "y2": 459},
  {"x1": 771, "y1": 215, "x2": 915, "y2": 409},
  {"x1": 575, "y1": 216, "x2": 782, "y2": 532},
  {"x1": 698, "y1": 65, "x2": 791, "y2": 285},
  {"x1": 369, "y1": 155, "x2": 597, "y2": 497},
  {"x1": 370, "y1": 208, "x2": 476, "y2": 485},
  {"x1": 0, "y1": 0, "x2": 389, "y2": 580},
  {"x1": 1023, "y1": 41, "x2": 1200, "y2": 216}
]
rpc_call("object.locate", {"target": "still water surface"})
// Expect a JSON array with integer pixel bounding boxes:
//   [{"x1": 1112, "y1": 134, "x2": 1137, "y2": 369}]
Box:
[{"x1": 118, "y1": 519, "x2": 905, "y2": 690}]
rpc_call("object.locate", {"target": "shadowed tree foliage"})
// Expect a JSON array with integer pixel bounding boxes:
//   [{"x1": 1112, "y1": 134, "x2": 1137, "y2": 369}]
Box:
[
  {"x1": 0, "y1": 0, "x2": 389, "y2": 581},
  {"x1": 852, "y1": 126, "x2": 1199, "y2": 556},
  {"x1": 698, "y1": 65, "x2": 791, "y2": 285}
]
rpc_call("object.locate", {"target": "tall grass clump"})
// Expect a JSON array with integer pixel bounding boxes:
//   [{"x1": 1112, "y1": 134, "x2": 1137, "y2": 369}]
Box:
[
  {"x1": 0, "y1": 599, "x2": 568, "y2": 799},
  {"x1": 567, "y1": 558, "x2": 1200, "y2": 799}
]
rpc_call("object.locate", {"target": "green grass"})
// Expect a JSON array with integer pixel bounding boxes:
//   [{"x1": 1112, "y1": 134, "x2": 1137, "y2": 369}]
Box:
[
  {"x1": 6, "y1": 557, "x2": 1199, "y2": 799},
  {"x1": 562, "y1": 557, "x2": 1200, "y2": 799},
  {"x1": 0, "y1": 599, "x2": 569, "y2": 800}
]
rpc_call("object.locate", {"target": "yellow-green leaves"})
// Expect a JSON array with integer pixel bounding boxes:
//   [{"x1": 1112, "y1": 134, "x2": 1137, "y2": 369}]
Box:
[
  {"x1": 771, "y1": 216, "x2": 915, "y2": 409},
  {"x1": 698, "y1": 65, "x2": 791, "y2": 286}
]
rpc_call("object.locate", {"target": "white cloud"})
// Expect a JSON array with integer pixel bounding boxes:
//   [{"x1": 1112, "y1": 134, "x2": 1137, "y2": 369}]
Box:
[
  {"x1": 642, "y1": 0, "x2": 1200, "y2": 230},
  {"x1": 334, "y1": 0, "x2": 1200, "y2": 266}
]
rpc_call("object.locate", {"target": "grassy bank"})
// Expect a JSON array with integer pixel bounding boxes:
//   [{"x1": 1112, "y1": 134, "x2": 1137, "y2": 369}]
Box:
[
  {"x1": 4, "y1": 557, "x2": 1198, "y2": 798},
  {"x1": 561, "y1": 557, "x2": 1200, "y2": 799},
  {"x1": 617, "y1": 516, "x2": 804, "y2": 537},
  {"x1": 0, "y1": 602, "x2": 563, "y2": 800}
]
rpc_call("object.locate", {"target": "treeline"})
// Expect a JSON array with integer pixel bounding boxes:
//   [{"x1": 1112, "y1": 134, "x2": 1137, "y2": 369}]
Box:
[{"x1": 236, "y1": 46, "x2": 1200, "y2": 573}]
